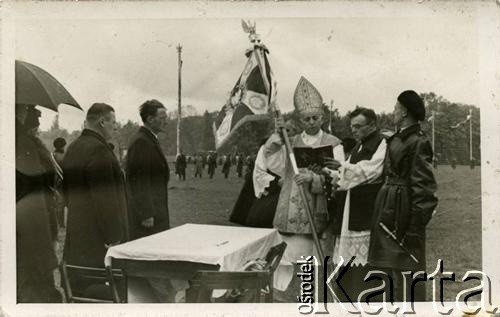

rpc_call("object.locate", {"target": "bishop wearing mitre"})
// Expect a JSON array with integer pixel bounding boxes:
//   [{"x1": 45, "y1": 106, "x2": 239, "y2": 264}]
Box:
[{"x1": 260, "y1": 76, "x2": 344, "y2": 300}]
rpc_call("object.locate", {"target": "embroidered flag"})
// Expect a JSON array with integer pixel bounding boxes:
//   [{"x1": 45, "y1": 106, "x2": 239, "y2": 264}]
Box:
[{"x1": 213, "y1": 34, "x2": 276, "y2": 150}]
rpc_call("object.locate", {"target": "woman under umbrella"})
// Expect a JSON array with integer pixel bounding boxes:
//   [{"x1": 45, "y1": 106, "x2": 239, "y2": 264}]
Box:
[{"x1": 16, "y1": 105, "x2": 62, "y2": 303}]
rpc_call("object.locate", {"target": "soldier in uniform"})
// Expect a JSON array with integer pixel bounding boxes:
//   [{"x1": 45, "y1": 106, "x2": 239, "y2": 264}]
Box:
[
  {"x1": 368, "y1": 90, "x2": 438, "y2": 302},
  {"x1": 222, "y1": 155, "x2": 232, "y2": 179},
  {"x1": 207, "y1": 153, "x2": 217, "y2": 179}
]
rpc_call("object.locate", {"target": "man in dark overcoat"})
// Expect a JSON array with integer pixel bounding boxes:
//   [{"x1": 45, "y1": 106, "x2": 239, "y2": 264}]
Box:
[
  {"x1": 126, "y1": 100, "x2": 170, "y2": 239},
  {"x1": 175, "y1": 152, "x2": 187, "y2": 181},
  {"x1": 207, "y1": 153, "x2": 217, "y2": 178},
  {"x1": 63, "y1": 103, "x2": 129, "y2": 268},
  {"x1": 222, "y1": 155, "x2": 231, "y2": 179},
  {"x1": 125, "y1": 100, "x2": 178, "y2": 301},
  {"x1": 368, "y1": 90, "x2": 438, "y2": 302}
]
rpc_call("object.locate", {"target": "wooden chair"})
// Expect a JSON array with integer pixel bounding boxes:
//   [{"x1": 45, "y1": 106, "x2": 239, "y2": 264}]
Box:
[
  {"x1": 190, "y1": 241, "x2": 287, "y2": 303},
  {"x1": 261, "y1": 241, "x2": 287, "y2": 301},
  {"x1": 60, "y1": 261, "x2": 126, "y2": 303}
]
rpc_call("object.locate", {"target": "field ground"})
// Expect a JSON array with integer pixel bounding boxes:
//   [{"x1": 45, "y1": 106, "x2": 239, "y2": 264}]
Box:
[
  {"x1": 56, "y1": 164, "x2": 481, "y2": 302},
  {"x1": 171, "y1": 164, "x2": 482, "y2": 302},
  {"x1": 425, "y1": 165, "x2": 481, "y2": 301}
]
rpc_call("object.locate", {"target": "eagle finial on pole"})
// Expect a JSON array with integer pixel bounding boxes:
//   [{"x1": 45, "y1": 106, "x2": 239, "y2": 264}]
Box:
[{"x1": 241, "y1": 20, "x2": 259, "y2": 44}]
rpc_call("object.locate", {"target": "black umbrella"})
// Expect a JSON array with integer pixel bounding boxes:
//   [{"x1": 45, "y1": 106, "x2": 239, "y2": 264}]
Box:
[{"x1": 15, "y1": 60, "x2": 82, "y2": 111}]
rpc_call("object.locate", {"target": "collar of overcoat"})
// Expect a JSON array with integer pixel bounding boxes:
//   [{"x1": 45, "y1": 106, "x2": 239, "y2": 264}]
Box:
[
  {"x1": 139, "y1": 126, "x2": 159, "y2": 143},
  {"x1": 82, "y1": 129, "x2": 113, "y2": 150},
  {"x1": 392, "y1": 123, "x2": 421, "y2": 141},
  {"x1": 139, "y1": 126, "x2": 166, "y2": 160}
]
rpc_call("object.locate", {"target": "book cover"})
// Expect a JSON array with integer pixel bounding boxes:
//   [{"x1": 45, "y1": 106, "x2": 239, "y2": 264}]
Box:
[{"x1": 293, "y1": 145, "x2": 334, "y2": 168}]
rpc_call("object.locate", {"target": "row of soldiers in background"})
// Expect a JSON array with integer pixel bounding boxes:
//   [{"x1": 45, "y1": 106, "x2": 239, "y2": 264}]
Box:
[
  {"x1": 174, "y1": 151, "x2": 251, "y2": 179},
  {"x1": 174, "y1": 152, "x2": 216, "y2": 179},
  {"x1": 172, "y1": 145, "x2": 473, "y2": 180},
  {"x1": 230, "y1": 77, "x2": 438, "y2": 303},
  {"x1": 174, "y1": 143, "x2": 474, "y2": 180},
  {"x1": 220, "y1": 153, "x2": 247, "y2": 178}
]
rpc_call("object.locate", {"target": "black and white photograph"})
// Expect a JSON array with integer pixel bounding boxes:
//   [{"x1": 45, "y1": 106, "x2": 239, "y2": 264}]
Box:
[{"x1": 1, "y1": 1, "x2": 499, "y2": 316}]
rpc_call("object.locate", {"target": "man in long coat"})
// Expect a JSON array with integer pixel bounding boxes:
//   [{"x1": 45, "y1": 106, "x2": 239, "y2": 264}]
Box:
[
  {"x1": 368, "y1": 90, "x2": 438, "y2": 302},
  {"x1": 126, "y1": 99, "x2": 170, "y2": 239},
  {"x1": 222, "y1": 155, "x2": 232, "y2": 178},
  {"x1": 175, "y1": 152, "x2": 187, "y2": 181},
  {"x1": 63, "y1": 103, "x2": 129, "y2": 268},
  {"x1": 127, "y1": 101, "x2": 182, "y2": 302},
  {"x1": 207, "y1": 153, "x2": 217, "y2": 178}
]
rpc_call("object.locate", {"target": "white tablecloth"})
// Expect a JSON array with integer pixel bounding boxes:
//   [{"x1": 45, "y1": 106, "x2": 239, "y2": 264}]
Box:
[{"x1": 105, "y1": 223, "x2": 282, "y2": 273}]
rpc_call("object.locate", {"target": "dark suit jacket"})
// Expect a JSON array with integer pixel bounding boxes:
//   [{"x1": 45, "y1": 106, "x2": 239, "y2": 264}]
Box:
[
  {"x1": 126, "y1": 127, "x2": 170, "y2": 239},
  {"x1": 62, "y1": 129, "x2": 129, "y2": 267}
]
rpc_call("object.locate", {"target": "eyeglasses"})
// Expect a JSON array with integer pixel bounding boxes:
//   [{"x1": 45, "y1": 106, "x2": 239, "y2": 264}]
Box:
[
  {"x1": 351, "y1": 121, "x2": 375, "y2": 129},
  {"x1": 351, "y1": 124, "x2": 367, "y2": 129}
]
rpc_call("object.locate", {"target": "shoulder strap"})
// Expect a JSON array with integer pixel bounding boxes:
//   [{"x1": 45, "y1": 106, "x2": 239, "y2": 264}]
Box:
[{"x1": 51, "y1": 153, "x2": 64, "y2": 180}]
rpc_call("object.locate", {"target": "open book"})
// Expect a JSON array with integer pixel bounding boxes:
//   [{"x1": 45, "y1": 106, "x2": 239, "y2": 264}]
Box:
[{"x1": 293, "y1": 145, "x2": 333, "y2": 168}]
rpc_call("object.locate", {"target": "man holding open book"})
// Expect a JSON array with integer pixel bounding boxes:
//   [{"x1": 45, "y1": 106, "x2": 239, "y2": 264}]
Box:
[{"x1": 261, "y1": 76, "x2": 344, "y2": 301}]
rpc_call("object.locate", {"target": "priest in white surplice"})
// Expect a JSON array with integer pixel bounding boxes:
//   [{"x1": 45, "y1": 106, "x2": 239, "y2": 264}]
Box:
[
  {"x1": 260, "y1": 77, "x2": 344, "y2": 301},
  {"x1": 324, "y1": 107, "x2": 387, "y2": 303}
]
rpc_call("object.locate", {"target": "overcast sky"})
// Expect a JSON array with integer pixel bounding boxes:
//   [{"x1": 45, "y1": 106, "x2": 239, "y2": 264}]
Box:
[{"x1": 15, "y1": 8, "x2": 479, "y2": 132}]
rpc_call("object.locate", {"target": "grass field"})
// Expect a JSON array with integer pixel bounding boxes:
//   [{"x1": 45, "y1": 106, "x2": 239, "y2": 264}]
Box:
[
  {"x1": 425, "y1": 165, "x2": 481, "y2": 301},
  {"x1": 170, "y1": 164, "x2": 482, "y2": 302},
  {"x1": 56, "y1": 164, "x2": 482, "y2": 302}
]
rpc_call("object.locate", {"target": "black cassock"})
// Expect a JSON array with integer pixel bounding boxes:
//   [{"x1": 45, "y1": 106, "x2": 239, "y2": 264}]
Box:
[{"x1": 230, "y1": 166, "x2": 281, "y2": 229}]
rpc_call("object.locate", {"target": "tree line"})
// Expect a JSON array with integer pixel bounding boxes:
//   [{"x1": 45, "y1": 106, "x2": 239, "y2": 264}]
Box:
[{"x1": 38, "y1": 92, "x2": 480, "y2": 165}]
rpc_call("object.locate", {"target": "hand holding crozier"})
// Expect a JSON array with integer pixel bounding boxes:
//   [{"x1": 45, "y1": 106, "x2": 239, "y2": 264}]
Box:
[{"x1": 322, "y1": 167, "x2": 340, "y2": 187}]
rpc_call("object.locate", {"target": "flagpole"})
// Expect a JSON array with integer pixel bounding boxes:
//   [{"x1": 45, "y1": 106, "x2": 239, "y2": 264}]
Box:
[
  {"x1": 431, "y1": 110, "x2": 435, "y2": 161},
  {"x1": 247, "y1": 21, "x2": 325, "y2": 264},
  {"x1": 329, "y1": 100, "x2": 333, "y2": 133},
  {"x1": 176, "y1": 44, "x2": 183, "y2": 156},
  {"x1": 242, "y1": 19, "x2": 326, "y2": 263},
  {"x1": 241, "y1": 20, "x2": 334, "y2": 303},
  {"x1": 469, "y1": 109, "x2": 473, "y2": 162}
]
